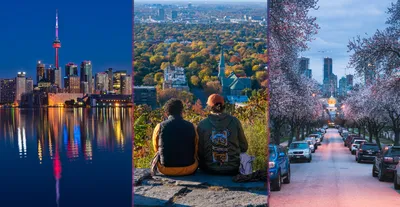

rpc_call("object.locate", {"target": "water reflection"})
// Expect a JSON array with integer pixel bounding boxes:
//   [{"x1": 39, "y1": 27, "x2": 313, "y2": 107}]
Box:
[
  {"x1": 0, "y1": 108, "x2": 131, "y2": 162},
  {"x1": 0, "y1": 108, "x2": 132, "y2": 206}
]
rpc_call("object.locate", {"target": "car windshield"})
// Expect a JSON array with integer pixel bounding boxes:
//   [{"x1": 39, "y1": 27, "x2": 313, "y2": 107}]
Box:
[
  {"x1": 361, "y1": 144, "x2": 379, "y2": 150},
  {"x1": 289, "y1": 143, "x2": 308, "y2": 149},
  {"x1": 354, "y1": 140, "x2": 365, "y2": 144},
  {"x1": 269, "y1": 147, "x2": 276, "y2": 159},
  {"x1": 388, "y1": 147, "x2": 400, "y2": 156}
]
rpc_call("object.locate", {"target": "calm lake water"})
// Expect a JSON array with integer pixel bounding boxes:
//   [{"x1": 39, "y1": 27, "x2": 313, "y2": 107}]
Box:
[{"x1": 0, "y1": 108, "x2": 132, "y2": 207}]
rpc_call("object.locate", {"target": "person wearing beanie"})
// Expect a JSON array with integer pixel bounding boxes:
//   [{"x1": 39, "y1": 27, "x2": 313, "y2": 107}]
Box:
[
  {"x1": 196, "y1": 94, "x2": 248, "y2": 175},
  {"x1": 150, "y1": 98, "x2": 199, "y2": 176}
]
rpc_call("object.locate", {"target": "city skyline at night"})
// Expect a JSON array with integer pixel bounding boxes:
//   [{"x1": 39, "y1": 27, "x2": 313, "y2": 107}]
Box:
[{"x1": 0, "y1": 0, "x2": 131, "y2": 78}]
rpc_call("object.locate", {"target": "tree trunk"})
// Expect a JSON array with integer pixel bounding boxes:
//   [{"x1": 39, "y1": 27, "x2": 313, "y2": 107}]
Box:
[
  {"x1": 395, "y1": 130, "x2": 400, "y2": 146},
  {"x1": 296, "y1": 127, "x2": 300, "y2": 141},
  {"x1": 358, "y1": 127, "x2": 361, "y2": 136},
  {"x1": 289, "y1": 124, "x2": 296, "y2": 146},
  {"x1": 300, "y1": 127, "x2": 305, "y2": 140},
  {"x1": 375, "y1": 132, "x2": 382, "y2": 150}
]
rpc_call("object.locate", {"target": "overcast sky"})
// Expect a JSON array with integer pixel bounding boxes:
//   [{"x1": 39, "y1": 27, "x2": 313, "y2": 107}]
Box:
[{"x1": 302, "y1": 0, "x2": 395, "y2": 84}]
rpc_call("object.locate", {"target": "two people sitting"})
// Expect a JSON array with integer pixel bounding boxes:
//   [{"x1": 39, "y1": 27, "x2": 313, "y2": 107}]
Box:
[{"x1": 151, "y1": 94, "x2": 248, "y2": 176}]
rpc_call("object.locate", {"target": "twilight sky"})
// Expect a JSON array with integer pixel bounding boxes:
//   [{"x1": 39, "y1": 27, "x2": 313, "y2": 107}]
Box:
[
  {"x1": 302, "y1": 0, "x2": 395, "y2": 84},
  {"x1": 0, "y1": 0, "x2": 131, "y2": 80}
]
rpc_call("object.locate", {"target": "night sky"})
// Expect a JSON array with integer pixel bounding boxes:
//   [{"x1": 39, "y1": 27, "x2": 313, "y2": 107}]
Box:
[{"x1": 0, "y1": 0, "x2": 132, "y2": 80}]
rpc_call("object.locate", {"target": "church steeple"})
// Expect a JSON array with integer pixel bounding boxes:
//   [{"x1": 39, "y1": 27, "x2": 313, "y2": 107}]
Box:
[{"x1": 218, "y1": 48, "x2": 225, "y2": 80}]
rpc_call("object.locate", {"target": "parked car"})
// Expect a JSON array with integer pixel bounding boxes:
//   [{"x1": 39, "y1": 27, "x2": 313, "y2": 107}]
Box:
[
  {"x1": 305, "y1": 137, "x2": 318, "y2": 150},
  {"x1": 372, "y1": 145, "x2": 400, "y2": 181},
  {"x1": 341, "y1": 130, "x2": 349, "y2": 141},
  {"x1": 288, "y1": 141, "x2": 312, "y2": 162},
  {"x1": 355, "y1": 143, "x2": 380, "y2": 163},
  {"x1": 306, "y1": 140, "x2": 315, "y2": 153},
  {"x1": 309, "y1": 134, "x2": 322, "y2": 145},
  {"x1": 344, "y1": 135, "x2": 361, "y2": 147},
  {"x1": 350, "y1": 139, "x2": 366, "y2": 155},
  {"x1": 269, "y1": 144, "x2": 291, "y2": 191},
  {"x1": 312, "y1": 131, "x2": 324, "y2": 141}
]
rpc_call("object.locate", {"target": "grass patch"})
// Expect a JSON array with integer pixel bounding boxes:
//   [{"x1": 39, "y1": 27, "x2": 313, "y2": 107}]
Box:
[{"x1": 243, "y1": 119, "x2": 267, "y2": 171}]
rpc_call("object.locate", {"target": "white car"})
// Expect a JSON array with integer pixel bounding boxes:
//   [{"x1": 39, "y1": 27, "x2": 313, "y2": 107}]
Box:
[
  {"x1": 306, "y1": 140, "x2": 315, "y2": 153},
  {"x1": 305, "y1": 137, "x2": 318, "y2": 150},
  {"x1": 351, "y1": 139, "x2": 366, "y2": 155},
  {"x1": 309, "y1": 134, "x2": 322, "y2": 145},
  {"x1": 288, "y1": 141, "x2": 312, "y2": 162}
]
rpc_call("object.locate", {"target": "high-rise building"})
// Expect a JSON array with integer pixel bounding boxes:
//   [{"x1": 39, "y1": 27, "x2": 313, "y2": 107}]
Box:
[
  {"x1": 36, "y1": 61, "x2": 45, "y2": 84},
  {"x1": 299, "y1": 57, "x2": 310, "y2": 76},
  {"x1": 65, "y1": 75, "x2": 80, "y2": 93},
  {"x1": 95, "y1": 72, "x2": 109, "y2": 92},
  {"x1": 16, "y1": 72, "x2": 27, "y2": 103},
  {"x1": 346, "y1": 74, "x2": 354, "y2": 91},
  {"x1": 329, "y1": 74, "x2": 337, "y2": 97},
  {"x1": 54, "y1": 67, "x2": 62, "y2": 88},
  {"x1": 26, "y1": 78, "x2": 34, "y2": 93},
  {"x1": 121, "y1": 75, "x2": 132, "y2": 95},
  {"x1": 107, "y1": 68, "x2": 114, "y2": 92},
  {"x1": 0, "y1": 79, "x2": 16, "y2": 104},
  {"x1": 172, "y1": 11, "x2": 178, "y2": 20},
  {"x1": 305, "y1": 69, "x2": 312, "y2": 79},
  {"x1": 80, "y1": 61, "x2": 93, "y2": 94},
  {"x1": 65, "y1": 63, "x2": 78, "y2": 77},
  {"x1": 81, "y1": 81, "x2": 89, "y2": 94},
  {"x1": 338, "y1": 77, "x2": 347, "y2": 97},
  {"x1": 158, "y1": 8, "x2": 165, "y2": 20},
  {"x1": 323, "y1": 57, "x2": 333, "y2": 81},
  {"x1": 323, "y1": 57, "x2": 333, "y2": 97},
  {"x1": 113, "y1": 70, "x2": 127, "y2": 94},
  {"x1": 46, "y1": 66, "x2": 55, "y2": 84}
]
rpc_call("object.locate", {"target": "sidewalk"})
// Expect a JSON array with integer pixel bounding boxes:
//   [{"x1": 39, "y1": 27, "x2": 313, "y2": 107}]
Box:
[{"x1": 133, "y1": 168, "x2": 268, "y2": 207}]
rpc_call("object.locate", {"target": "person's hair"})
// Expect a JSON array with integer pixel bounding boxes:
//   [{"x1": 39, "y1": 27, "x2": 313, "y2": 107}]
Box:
[
  {"x1": 210, "y1": 103, "x2": 225, "y2": 113},
  {"x1": 164, "y1": 99, "x2": 184, "y2": 116}
]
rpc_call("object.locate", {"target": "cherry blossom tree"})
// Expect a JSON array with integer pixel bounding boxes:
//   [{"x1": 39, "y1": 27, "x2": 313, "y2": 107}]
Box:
[
  {"x1": 268, "y1": 0, "x2": 321, "y2": 144},
  {"x1": 348, "y1": 1, "x2": 400, "y2": 76}
]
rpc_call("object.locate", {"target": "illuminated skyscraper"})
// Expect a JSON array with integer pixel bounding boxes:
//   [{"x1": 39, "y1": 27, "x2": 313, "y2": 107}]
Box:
[
  {"x1": 65, "y1": 76, "x2": 80, "y2": 93},
  {"x1": 36, "y1": 61, "x2": 45, "y2": 84},
  {"x1": 121, "y1": 75, "x2": 132, "y2": 95},
  {"x1": 81, "y1": 81, "x2": 89, "y2": 94},
  {"x1": 65, "y1": 63, "x2": 78, "y2": 77},
  {"x1": 80, "y1": 61, "x2": 93, "y2": 94},
  {"x1": 113, "y1": 70, "x2": 127, "y2": 94},
  {"x1": 107, "y1": 68, "x2": 113, "y2": 92},
  {"x1": 16, "y1": 72, "x2": 27, "y2": 103},
  {"x1": 95, "y1": 72, "x2": 109, "y2": 93},
  {"x1": 0, "y1": 79, "x2": 16, "y2": 104},
  {"x1": 26, "y1": 78, "x2": 34, "y2": 93}
]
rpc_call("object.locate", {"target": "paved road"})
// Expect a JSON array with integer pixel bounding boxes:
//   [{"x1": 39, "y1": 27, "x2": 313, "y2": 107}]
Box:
[{"x1": 270, "y1": 129, "x2": 400, "y2": 207}]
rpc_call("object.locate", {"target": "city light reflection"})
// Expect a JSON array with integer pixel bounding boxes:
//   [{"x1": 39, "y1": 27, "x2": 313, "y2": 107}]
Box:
[{"x1": 1, "y1": 108, "x2": 131, "y2": 162}]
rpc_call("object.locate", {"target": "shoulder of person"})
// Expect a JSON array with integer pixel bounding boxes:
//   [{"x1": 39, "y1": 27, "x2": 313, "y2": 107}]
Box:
[{"x1": 230, "y1": 115, "x2": 241, "y2": 124}]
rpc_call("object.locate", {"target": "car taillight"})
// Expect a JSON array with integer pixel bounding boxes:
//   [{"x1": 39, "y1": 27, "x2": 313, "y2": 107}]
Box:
[
  {"x1": 384, "y1": 157, "x2": 394, "y2": 163},
  {"x1": 359, "y1": 149, "x2": 363, "y2": 152}
]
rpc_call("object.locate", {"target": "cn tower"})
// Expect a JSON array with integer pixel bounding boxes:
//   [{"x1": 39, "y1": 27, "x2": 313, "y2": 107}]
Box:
[{"x1": 52, "y1": 10, "x2": 61, "y2": 69}]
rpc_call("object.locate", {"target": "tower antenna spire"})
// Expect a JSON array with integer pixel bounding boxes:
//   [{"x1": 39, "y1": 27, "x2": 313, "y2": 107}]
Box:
[{"x1": 55, "y1": 9, "x2": 59, "y2": 39}]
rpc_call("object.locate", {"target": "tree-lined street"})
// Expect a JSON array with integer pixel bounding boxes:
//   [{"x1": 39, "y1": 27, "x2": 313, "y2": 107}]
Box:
[{"x1": 270, "y1": 129, "x2": 400, "y2": 207}]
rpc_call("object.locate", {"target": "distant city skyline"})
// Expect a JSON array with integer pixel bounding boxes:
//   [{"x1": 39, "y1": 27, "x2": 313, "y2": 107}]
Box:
[
  {"x1": 0, "y1": 0, "x2": 131, "y2": 79},
  {"x1": 302, "y1": 0, "x2": 395, "y2": 84}
]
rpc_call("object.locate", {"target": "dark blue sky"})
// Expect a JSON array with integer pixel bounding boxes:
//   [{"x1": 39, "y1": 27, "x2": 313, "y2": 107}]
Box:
[{"x1": 0, "y1": 0, "x2": 132, "y2": 80}]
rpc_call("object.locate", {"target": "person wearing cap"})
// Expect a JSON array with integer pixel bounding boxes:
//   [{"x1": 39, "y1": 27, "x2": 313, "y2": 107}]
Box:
[
  {"x1": 196, "y1": 94, "x2": 248, "y2": 175},
  {"x1": 151, "y1": 98, "x2": 199, "y2": 176}
]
